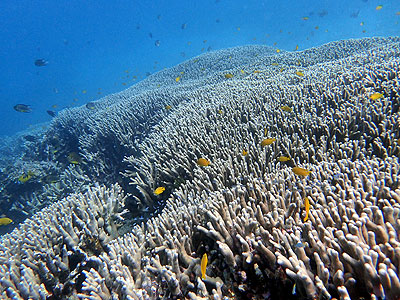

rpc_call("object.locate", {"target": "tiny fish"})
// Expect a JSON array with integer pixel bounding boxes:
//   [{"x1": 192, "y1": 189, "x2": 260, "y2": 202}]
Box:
[
  {"x1": 271, "y1": 63, "x2": 278, "y2": 66},
  {"x1": 261, "y1": 138, "x2": 276, "y2": 147},
  {"x1": 82, "y1": 90, "x2": 87, "y2": 94},
  {"x1": 153, "y1": 187, "x2": 165, "y2": 195},
  {"x1": 68, "y1": 152, "x2": 82, "y2": 165},
  {"x1": 197, "y1": 158, "x2": 210, "y2": 167},
  {"x1": 225, "y1": 73, "x2": 233, "y2": 79},
  {"x1": 13, "y1": 104, "x2": 32, "y2": 113},
  {"x1": 292, "y1": 167, "x2": 311, "y2": 177},
  {"x1": 18, "y1": 171, "x2": 34, "y2": 183},
  {"x1": 280, "y1": 105, "x2": 292, "y2": 112},
  {"x1": 253, "y1": 70, "x2": 261, "y2": 74},
  {"x1": 181, "y1": 23, "x2": 187, "y2": 29},
  {"x1": 155, "y1": 40, "x2": 161, "y2": 47},
  {"x1": 242, "y1": 149, "x2": 248, "y2": 156},
  {"x1": 302, "y1": 17, "x2": 309, "y2": 20},
  {"x1": 360, "y1": 22, "x2": 364, "y2": 26},
  {"x1": 0, "y1": 217, "x2": 13, "y2": 226},
  {"x1": 376, "y1": 5, "x2": 383, "y2": 10},
  {"x1": 165, "y1": 105, "x2": 172, "y2": 110},
  {"x1": 217, "y1": 109, "x2": 223, "y2": 114},
  {"x1": 369, "y1": 92, "x2": 383, "y2": 100},
  {"x1": 276, "y1": 49, "x2": 281, "y2": 53},
  {"x1": 278, "y1": 156, "x2": 291, "y2": 162},
  {"x1": 292, "y1": 283, "x2": 296, "y2": 295},
  {"x1": 34, "y1": 59, "x2": 48, "y2": 67},
  {"x1": 295, "y1": 45, "x2": 299, "y2": 51},
  {"x1": 240, "y1": 69, "x2": 245, "y2": 74},
  {"x1": 201, "y1": 253, "x2": 208, "y2": 279},
  {"x1": 175, "y1": 76, "x2": 181, "y2": 82},
  {"x1": 304, "y1": 197, "x2": 310, "y2": 221},
  {"x1": 295, "y1": 71, "x2": 304, "y2": 77},
  {"x1": 86, "y1": 102, "x2": 96, "y2": 110}
]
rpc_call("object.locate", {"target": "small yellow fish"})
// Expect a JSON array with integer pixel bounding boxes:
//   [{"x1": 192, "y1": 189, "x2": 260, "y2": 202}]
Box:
[
  {"x1": 82, "y1": 90, "x2": 87, "y2": 94},
  {"x1": 261, "y1": 138, "x2": 276, "y2": 147},
  {"x1": 165, "y1": 105, "x2": 172, "y2": 110},
  {"x1": 201, "y1": 253, "x2": 208, "y2": 279},
  {"x1": 242, "y1": 149, "x2": 248, "y2": 156},
  {"x1": 253, "y1": 70, "x2": 261, "y2": 74},
  {"x1": 295, "y1": 45, "x2": 299, "y2": 51},
  {"x1": 18, "y1": 171, "x2": 34, "y2": 183},
  {"x1": 225, "y1": 73, "x2": 234, "y2": 79},
  {"x1": 295, "y1": 71, "x2": 304, "y2": 77},
  {"x1": 278, "y1": 156, "x2": 291, "y2": 162},
  {"x1": 217, "y1": 109, "x2": 223, "y2": 114},
  {"x1": 376, "y1": 5, "x2": 383, "y2": 10},
  {"x1": 396, "y1": 12, "x2": 400, "y2": 15},
  {"x1": 264, "y1": 128, "x2": 268, "y2": 136},
  {"x1": 271, "y1": 63, "x2": 278, "y2": 66},
  {"x1": 67, "y1": 152, "x2": 82, "y2": 165},
  {"x1": 369, "y1": 92, "x2": 383, "y2": 100},
  {"x1": 237, "y1": 27, "x2": 241, "y2": 31},
  {"x1": 304, "y1": 197, "x2": 310, "y2": 222},
  {"x1": 276, "y1": 49, "x2": 281, "y2": 53},
  {"x1": 122, "y1": 82, "x2": 127, "y2": 86},
  {"x1": 302, "y1": 17, "x2": 309, "y2": 20},
  {"x1": 197, "y1": 158, "x2": 210, "y2": 167},
  {"x1": 175, "y1": 76, "x2": 181, "y2": 82},
  {"x1": 279, "y1": 68, "x2": 284, "y2": 72},
  {"x1": 281, "y1": 105, "x2": 292, "y2": 112},
  {"x1": 0, "y1": 217, "x2": 13, "y2": 226},
  {"x1": 240, "y1": 69, "x2": 245, "y2": 74},
  {"x1": 292, "y1": 167, "x2": 311, "y2": 177},
  {"x1": 153, "y1": 187, "x2": 165, "y2": 195}
]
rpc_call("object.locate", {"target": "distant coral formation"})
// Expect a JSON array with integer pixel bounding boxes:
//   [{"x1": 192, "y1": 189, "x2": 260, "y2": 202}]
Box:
[{"x1": 1, "y1": 37, "x2": 400, "y2": 299}]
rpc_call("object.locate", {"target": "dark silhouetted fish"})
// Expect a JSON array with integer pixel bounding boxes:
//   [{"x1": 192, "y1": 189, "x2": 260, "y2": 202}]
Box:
[
  {"x1": 34, "y1": 59, "x2": 48, "y2": 67},
  {"x1": 155, "y1": 40, "x2": 160, "y2": 47},
  {"x1": 13, "y1": 104, "x2": 32, "y2": 112}
]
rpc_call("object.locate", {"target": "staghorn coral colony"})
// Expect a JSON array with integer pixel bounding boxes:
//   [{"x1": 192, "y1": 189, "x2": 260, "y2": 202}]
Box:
[{"x1": 1, "y1": 36, "x2": 400, "y2": 299}]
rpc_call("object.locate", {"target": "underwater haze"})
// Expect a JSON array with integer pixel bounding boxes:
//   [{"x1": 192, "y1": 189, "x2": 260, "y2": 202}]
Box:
[{"x1": 0, "y1": 0, "x2": 399, "y2": 136}]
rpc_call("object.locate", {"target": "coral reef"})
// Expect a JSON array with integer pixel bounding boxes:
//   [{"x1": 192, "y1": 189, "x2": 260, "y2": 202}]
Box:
[{"x1": 1, "y1": 37, "x2": 400, "y2": 299}]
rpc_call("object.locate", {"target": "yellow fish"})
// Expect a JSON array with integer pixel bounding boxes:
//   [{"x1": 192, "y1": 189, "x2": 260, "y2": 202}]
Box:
[
  {"x1": 281, "y1": 105, "x2": 292, "y2": 112},
  {"x1": 197, "y1": 158, "x2": 210, "y2": 167},
  {"x1": 217, "y1": 109, "x2": 223, "y2": 114},
  {"x1": 376, "y1": 5, "x2": 383, "y2": 10},
  {"x1": 165, "y1": 105, "x2": 172, "y2": 110},
  {"x1": 396, "y1": 12, "x2": 400, "y2": 15},
  {"x1": 302, "y1": 17, "x2": 309, "y2": 20},
  {"x1": 201, "y1": 253, "x2": 208, "y2": 279},
  {"x1": 18, "y1": 171, "x2": 34, "y2": 183},
  {"x1": 276, "y1": 49, "x2": 281, "y2": 53},
  {"x1": 292, "y1": 167, "x2": 311, "y2": 177},
  {"x1": 0, "y1": 217, "x2": 13, "y2": 226},
  {"x1": 225, "y1": 73, "x2": 233, "y2": 79},
  {"x1": 82, "y1": 90, "x2": 87, "y2": 94},
  {"x1": 304, "y1": 197, "x2": 310, "y2": 222},
  {"x1": 278, "y1": 156, "x2": 291, "y2": 162},
  {"x1": 369, "y1": 92, "x2": 383, "y2": 100},
  {"x1": 261, "y1": 138, "x2": 276, "y2": 146},
  {"x1": 175, "y1": 76, "x2": 181, "y2": 82},
  {"x1": 271, "y1": 63, "x2": 278, "y2": 66},
  {"x1": 67, "y1": 152, "x2": 82, "y2": 165},
  {"x1": 240, "y1": 69, "x2": 245, "y2": 74},
  {"x1": 242, "y1": 149, "x2": 248, "y2": 156},
  {"x1": 295, "y1": 71, "x2": 304, "y2": 77},
  {"x1": 153, "y1": 187, "x2": 165, "y2": 195},
  {"x1": 253, "y1": 70, "x2": 261, "y2": 74},
  {"x1": 295, "y1": 45, "x2": 299, "y2": 51}
]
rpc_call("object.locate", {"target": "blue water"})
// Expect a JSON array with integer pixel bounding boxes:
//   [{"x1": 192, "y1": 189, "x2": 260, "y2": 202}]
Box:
[{"x1": 0, "y1": 0, "x2": 399, "y2": 137}]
